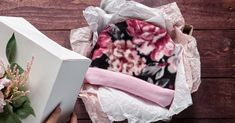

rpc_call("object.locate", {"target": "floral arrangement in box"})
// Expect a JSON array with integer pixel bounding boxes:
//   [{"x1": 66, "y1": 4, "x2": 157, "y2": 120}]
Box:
[{"x1": 0, "y1": 34, "x2": 35, "y2": 123}]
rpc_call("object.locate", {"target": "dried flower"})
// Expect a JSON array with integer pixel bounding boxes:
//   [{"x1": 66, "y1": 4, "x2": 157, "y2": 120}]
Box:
[{"x1": 4, "y1": 57, "x2": 34, "y2": 102}]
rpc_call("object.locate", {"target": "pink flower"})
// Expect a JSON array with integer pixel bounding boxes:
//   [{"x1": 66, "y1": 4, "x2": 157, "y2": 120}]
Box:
[
  {"x1": 107, "y1": 40, "x2": 147, "y2": 76},
  {"x1": 92, "y1": 28, "x2": 113, "y2": 60},
  {"x1": 0, "y1": 61, "x2": 10, "y2": 91},
  {"x1": 0, "y1": 61, "x2": 5, "y2": 78},
  {"x1": 150, "y1": 40, "x2": 175, "y2": 61},
  {"x1": 167, "y1": 46, "x2": 182, "y2": 73},
  {"x1": 0, "y1": 91, "x2": 5, "y2": 113},
  {"x1": 126, "y1": 19, "x2": 175, "y2": 61},
  {"x1": 0, "y1": 62, "x2": 7, "y2": 113},
  {"x1": 97, "y1": 31, "x2": 112, "y2": 48},
  {"x1": 0, "y1": 78, "x2": 10, "y2": 90},
  {"x1": 92, "y1": 48, "x2": 108, "y2": 60}
]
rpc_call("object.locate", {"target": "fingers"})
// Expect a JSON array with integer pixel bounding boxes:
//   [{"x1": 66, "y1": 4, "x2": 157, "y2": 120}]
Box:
[
  {"x1": 45, "y1": 104, "x2": 77, "y2": 123},
  {"x1": 70, "y1": 112, "x2": 77, "y2": 123},
  {"x1": 46, "y1": 105, "x2": 61, "y2": 123}
]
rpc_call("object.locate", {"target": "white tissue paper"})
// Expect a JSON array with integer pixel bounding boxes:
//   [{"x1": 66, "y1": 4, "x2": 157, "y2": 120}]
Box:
[{"x1": 71, "y1": 0, "x2": 201, "y2": 123}]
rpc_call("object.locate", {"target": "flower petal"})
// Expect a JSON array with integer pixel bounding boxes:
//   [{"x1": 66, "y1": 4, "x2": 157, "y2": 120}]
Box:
[
  {"x1": 92, "y1": 48, "x2": 107, "y2": 60},
  {"x1": 97, "y1": 33, "x2": 112, "y2": 48},
  {"x1": 0, "y1": 64, "x2": 4, "y2": 78},
  {"x1": 167, "y1": 56, "x2": 180, "y2": 73},
  {"x1": 150, "y1": 49, "x2": 164, "y2": 61},
  {"x1": 0, "y1": 91, "x2": 5, "y2": 113},
  {"x1": 137, "y1": 42, "x2": 155, "y2": 55}
]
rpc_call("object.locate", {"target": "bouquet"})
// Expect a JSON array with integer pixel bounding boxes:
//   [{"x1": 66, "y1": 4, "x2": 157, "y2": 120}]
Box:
[{"x1": 0, "y1": 34, "x2": 35, "y2": 123}]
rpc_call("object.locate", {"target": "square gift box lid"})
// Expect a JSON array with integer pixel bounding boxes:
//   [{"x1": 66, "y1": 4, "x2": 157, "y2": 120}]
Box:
[{"x1": 0, "y1": 16, "x2": 91, "y2": 123}]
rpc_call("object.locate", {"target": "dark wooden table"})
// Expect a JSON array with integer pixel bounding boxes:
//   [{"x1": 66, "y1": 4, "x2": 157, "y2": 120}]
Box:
[{"x1": 1, "y1": 0, "x2": 234, "y2": 123}]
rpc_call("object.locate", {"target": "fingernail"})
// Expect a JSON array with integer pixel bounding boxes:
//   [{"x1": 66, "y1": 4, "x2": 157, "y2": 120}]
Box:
[
  {"x1": 71, "y1": 112, "x2": 77, "y2": 118},
  {"x1": 72, "y1": 112, "x2": 76, "y2": 116},
  {"x1": 55, "y1": 104, "x2": 61, "y2": 113}
]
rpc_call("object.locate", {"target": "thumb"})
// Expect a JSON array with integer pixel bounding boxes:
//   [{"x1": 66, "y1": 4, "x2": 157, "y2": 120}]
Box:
[
  {"x1": 46, "y1": 105, "x2": 61, "y2": 123},
  {"x1": 70, "y1": 112, "x2": 77, "y2": 123}
]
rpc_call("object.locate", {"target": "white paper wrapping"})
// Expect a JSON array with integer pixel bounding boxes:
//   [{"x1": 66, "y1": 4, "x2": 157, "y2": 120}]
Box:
[{"x1": 70, "y1": 0, "x2": 201, "y2": 123}]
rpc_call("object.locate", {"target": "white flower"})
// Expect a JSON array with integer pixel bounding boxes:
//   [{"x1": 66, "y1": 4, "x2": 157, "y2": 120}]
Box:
[{"x1": 0, "y1": 78, "x2": 10, "y2": 90}]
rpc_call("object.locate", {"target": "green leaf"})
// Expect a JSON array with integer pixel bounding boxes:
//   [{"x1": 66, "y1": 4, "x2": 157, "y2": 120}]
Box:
[
  {"x1": 6, "y1": 34, "x2": 16, "y2": 64},
  {"x1": 5, "y1": 102, "x2": 13, "y2": 113},
  {"x1": 0, "y1": 103, "x2": 22, "y2": 123},
  {"x1": 15, "y1": 98, "x2": 35, "y2": 119},
  {"x1": 12, "y1": 96, "x2": 28, "y2": 108},
  {"x1": 15, "y1": 102, "x2": 36, "y2": 119},
  {"x1": 10, "y1": 63, "x2": 24, "y2": 74}
]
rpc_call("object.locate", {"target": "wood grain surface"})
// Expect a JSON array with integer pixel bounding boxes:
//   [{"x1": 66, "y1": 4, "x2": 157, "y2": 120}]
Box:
[
  {"x1": 0, "y1": 0, "x2": 234, "y2": 30},
  {"x1": 1, "y1": 0, "x2": 234, "y2": 123}
]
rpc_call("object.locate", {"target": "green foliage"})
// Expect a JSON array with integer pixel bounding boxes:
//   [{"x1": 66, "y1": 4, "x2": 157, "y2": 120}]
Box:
[
  {"x1": 0, "y1": 103, "x2": 22, "y2": 123},
  {"x1": 0, "y1": 96, "x2": 35, "y2": 123},
  {"x1": 6, "y1": 34, "x2": 16, "y2": 64},
  {"x1": 0, "y1": 33, "x2": 36, "y2": 122},
  {"x1": 12, "y1": 96, "x2": 28, "y2": 108},
  {"x1": 14, "y1": 96, "x2": 35, "y2": 119}
]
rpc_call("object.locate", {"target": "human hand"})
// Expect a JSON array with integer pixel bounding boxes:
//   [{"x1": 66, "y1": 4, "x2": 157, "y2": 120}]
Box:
[{"x1": 45, "y1": 105, "x2": 77, "y2": 123}]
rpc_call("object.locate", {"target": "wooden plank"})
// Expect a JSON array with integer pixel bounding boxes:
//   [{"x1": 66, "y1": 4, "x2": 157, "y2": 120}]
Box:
[
  {"x1": 0, "y1": 0, "x2": 234, "y2": 30},
  {"x1": 113, "y1": 118, "x2": 235, "y2": 123},
  {"x1": 74, "y1": 78, "x2": 235, "y2": 119},
  {"x1": 177, "y1": 78, "x2": 235, "y2": 118},
  {"x1": 78, "y1": 118, "x2": 235, "y2": 123},
  {"x1": 74, "y1": 97, "x2": 90, "y2": 120},
  {"x1": 157, "y1": 118, "x2": 235, "y2": 123},
  {"x1": 77, "y1": 120, "x2": 92, "y2": 123},
  {"x1": 40, "y1": 30, "x2": 235, "y2": 78},
  {"x1": 42, "y1": 31, "x2": 71, "y2": 49},
  {"x1": 136, "y1": 0, "x2": 235, "y2": 29},
  {"x1": 0, "y1": 0, "x2": 100, "y2": 30},
  {"x1": 194, "y1": 30, "x2": 235, "y2": 78}
]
